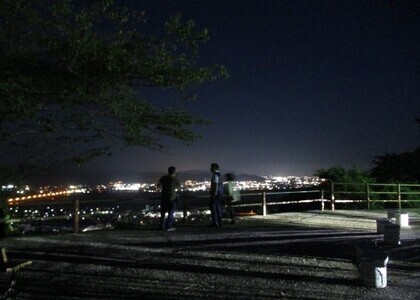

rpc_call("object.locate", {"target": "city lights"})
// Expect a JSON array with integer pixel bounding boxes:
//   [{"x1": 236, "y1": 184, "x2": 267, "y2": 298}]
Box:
[{"x1": 4, "y1": 176, "x2": 323, "y2": 204}]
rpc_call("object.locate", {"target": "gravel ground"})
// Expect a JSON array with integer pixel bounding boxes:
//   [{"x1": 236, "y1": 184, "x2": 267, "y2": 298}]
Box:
[{"x1": 0, "y1": 210, "x2": 419, "y2": 299}]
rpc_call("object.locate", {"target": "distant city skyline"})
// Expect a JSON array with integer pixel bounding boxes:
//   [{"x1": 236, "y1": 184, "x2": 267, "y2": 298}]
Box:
[
  {"x1": 30, "y1": 167, "x2": 316, "y2": 186},
  {"x1": 4, "y1": 174, "x2": 324, "y2": 205}
]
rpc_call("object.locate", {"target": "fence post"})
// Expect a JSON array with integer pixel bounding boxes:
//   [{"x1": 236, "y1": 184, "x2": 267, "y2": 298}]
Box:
[
  {"x1": 366, "y1": 183, "x2": 370, "y2": 210},
  {"x1": 397, "y1": 184, "x2": 401, "y2": 210},
  {"x1": 330, "y1": 181, "x2": 335, "y2": 211},
  {"x1": 320, "y1": 189, "x2": 324, "y2": 211},
  {"x1": 73, "y1": 198, "x2": 80, "y2": 234},
  {"x1": 262, "y1": 191, "x2": 267, "y2": 216}
]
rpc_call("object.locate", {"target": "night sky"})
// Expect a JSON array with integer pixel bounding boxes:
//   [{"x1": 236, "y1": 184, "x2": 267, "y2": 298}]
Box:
[{"x1": 75, "y1": 0, "x2": 419, "y2": 182}]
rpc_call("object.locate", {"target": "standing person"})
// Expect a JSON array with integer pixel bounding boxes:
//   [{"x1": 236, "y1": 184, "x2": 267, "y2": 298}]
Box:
[
  {"x1": 209, "y1": 163, "x2": 223, "y2": 227},
  {"x1": 158, "y1": 166, "x2": 181, "y2": 231},
  {"x1": 224, "y1": 173, "x2": 240, "y2": 224}
]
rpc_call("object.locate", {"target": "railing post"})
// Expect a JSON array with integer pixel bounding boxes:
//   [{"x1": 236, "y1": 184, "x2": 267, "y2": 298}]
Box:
[
  {"x1": 366, "y1": 183, "x2": 370, "y2": 210},
  {"x1": 262, "y1": 191, "x2": 267, "y2": 216},
  {"x1": 73, "y1": 198, "x2": 80, "y2": 234},
  {"x1": 397, "y1": 184, "x2": 401, "y2": 210},
  {"x1": 320, "y1": 189, "x2": 325, "y2": 211},
  {"x1": 330, "y1": 181, "x2": 335, "y2": 211}
]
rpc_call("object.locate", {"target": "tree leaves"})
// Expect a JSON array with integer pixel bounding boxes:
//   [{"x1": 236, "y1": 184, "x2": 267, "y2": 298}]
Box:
[
  {"x1": 314, "y1": 166, "x2": 372, "y2": 184},
  {"x1": 0, "y1": 0, "x2": 228, "y2": 183},
  {"x1": 370, "y1": 148, "x2": 420, "y2": 183}
]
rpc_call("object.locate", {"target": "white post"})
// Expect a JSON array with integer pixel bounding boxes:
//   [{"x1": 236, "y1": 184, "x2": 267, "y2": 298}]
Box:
[{"x1": 262, "y1": 192, "x2": 266, "y2": 216}]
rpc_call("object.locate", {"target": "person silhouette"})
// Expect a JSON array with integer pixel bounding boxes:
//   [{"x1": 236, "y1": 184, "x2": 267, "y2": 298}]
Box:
[
  {"x1": 209, "y1": 163, "x2": 223, "y2": 226},
  {"x1": 158, "y1": 166, "x2": 180, "y2": 231}
]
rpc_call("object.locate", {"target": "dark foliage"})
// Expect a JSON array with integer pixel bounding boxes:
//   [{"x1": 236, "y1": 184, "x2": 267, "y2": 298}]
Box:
[{"x1": 370, "y1": 148, "x2": 420, "y2": 183}]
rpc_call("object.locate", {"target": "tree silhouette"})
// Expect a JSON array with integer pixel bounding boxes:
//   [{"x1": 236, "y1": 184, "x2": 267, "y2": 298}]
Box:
[
  {"x1": 0, "y1": 0, "x2": 228, "y2": 183},
  {"x1": 370, "y1": 148, "x2": 420, "y2": 183},
  {"x1": 370, "y1": 117, "x2": 420, "y2": 183}
]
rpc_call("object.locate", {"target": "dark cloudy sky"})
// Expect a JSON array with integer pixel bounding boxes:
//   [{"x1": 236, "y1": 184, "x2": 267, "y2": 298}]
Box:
[{"x1": 77, "y1": 0, "x2": 419, "y2": 181}]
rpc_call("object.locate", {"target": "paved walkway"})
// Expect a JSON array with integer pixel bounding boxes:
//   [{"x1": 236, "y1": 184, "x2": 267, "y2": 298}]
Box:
[{"x1": 0, "y1": 210, "x2": 419, "y2": 299}]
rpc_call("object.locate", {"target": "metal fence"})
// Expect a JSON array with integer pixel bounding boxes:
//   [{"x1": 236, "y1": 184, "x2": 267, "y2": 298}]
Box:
[
  {"x1": 232, "y1": 182, "x2": 420, "y2": 216},
  {"x1": 67, "y1": 182, "x2": 420, "y2": 232},
  {"x1": 327, "y1": 182, "x2": 420, "y2": 210},
  {"x1": 232, "y1": 189, "x2": 325, "y2": 216}
]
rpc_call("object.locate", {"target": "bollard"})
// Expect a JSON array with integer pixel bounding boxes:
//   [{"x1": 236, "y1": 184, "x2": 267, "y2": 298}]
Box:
[
  {"x1": 383, "y1": 223, "x2": 400, "y2": 245},
  {"x1": 262, "y1": 192, "x2": 266, "y2": 216},
  {"x1": 359, "y1": 255, "x2": 388, "y2": 288},
  {"x1": 355, "y1": 243, "x2": 389, "y2": 288},
  {"x1": 396, "y1": 213, "x2": 409, "y2": 228}
]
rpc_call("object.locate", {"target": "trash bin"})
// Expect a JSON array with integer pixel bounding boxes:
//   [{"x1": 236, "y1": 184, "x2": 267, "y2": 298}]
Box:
[
  {"x1": 383, "y1": 223, "x2": 400, "y2": 245},
  {"x1": 359, "y1": 254, "x2": 388, "y2": 288},
  {"x1": 396, "y1": 213, "x2": 409, "y2": 228},
  {"x1": 376, "y1": 218, "x2": 391, "y2": 234}
]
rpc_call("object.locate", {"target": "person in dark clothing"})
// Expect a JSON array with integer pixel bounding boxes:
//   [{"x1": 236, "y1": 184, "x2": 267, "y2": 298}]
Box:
[
  {"x1": 209, "y1": 163, "x2": 223, "y2": 226},
  {"x1": 158, "y1": 166, "x2": 181, "y2": 231}
]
